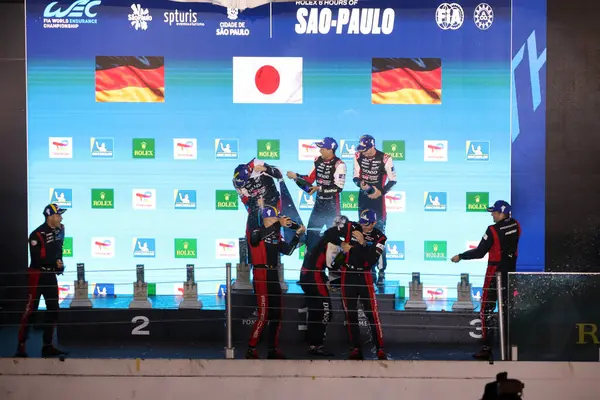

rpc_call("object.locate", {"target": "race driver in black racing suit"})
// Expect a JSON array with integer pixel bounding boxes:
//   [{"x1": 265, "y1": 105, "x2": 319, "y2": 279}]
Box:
[
  {"x1": 299, "y1": 215, "x2": 352, "y2": 357},
  {"x1": 353, "y1": 134, "x2": 397, "y2": 285},
  {"x1": 246, "y1": 206, "x2": 306, "y2": 360},
  {"x1": 233, "y1": 159, "x2": 283, "y2": 265},
  {"x1": 339, "y1": 209, "x2": 388, "y2": 360},
  {"x1": 287, "y1": 137, "x2": 346, "y2": 253},
  {"x1": 451, "y1": 200, "x2": 521, "y2": 360},
  {"x1": 16, "y1": 203, "x2": 69, "y2": 358}
]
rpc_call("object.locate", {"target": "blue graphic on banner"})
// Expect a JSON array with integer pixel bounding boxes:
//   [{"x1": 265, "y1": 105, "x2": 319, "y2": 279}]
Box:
[
  {"x1": 49, "y1": 188, "x2": 72, "y2": 208},
  {"x1": 133, "y1": 238, "x2": 156, "y2": 258},
  {"x1": 340, "y1": 139, "x2": 359, "y2": 159},
  {"x1": 92, "y1": 283, "x2": 115, "y2": 297},
  {"x1": 471, "y1": 286, "x2": 484, "y2": 302},
  {"x1": 90, "y1": 137, "x2": 114, "y2": 158},
  {"x1": 174, "y1": 189, "x2": 197, "y2": 209},
  {"x1": 466, "y1": 141, "x2": 490, "y2": 161},
  {"x1": 386, "y1": 241, "x2": 405, "y2": 260},
  {"x1": 215, "y1": 139, "x2": 239, "y2": 159},
  {"x1": 424, "y1": 192, "x2": 447, "y2": 212},
  {"x1": 298, "y1": 191, "x2": 316, "y2": 210}
]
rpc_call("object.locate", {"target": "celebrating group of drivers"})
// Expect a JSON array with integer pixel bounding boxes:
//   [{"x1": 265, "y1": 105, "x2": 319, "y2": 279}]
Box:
[{"x1": 232, "y1": 135, "x2": 521, "y2": 361}]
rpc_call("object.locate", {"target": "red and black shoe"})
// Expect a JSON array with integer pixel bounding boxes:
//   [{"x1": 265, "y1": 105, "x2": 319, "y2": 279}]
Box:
[
  {"x1": 473, "y1": 346, "x2": 493, "y2": 361},
  {"x1": 308, "y1": 345, "x2": 334, "y2": 357},
  {"x1": 41, "y1": 345, "x2": 68, "y2": 358},
  {"x1": 377, "y1": 348, "x2": 388, "y2": 360},
  {"x1": 14, "y1": 343, "x2": 28, "y2": 358},
  {"x1": 348, "y1": 347, "x2": 364, "y2": 360},
  {"x1": 245, "y1": 347, "x2": 260, "y2": 359},
  {"x1": 267, "y1": 349, "x2": 286, "y2": 359}
]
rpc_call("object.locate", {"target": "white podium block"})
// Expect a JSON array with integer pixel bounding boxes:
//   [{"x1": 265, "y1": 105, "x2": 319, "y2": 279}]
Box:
[
  {"x1": 69, "y1": 281, "x2": 93, "y2": 308},
  {"x1": 404, "y1": 273, "x2": 427, "y2": 310},
  {"x1": 232, "y1": 262, "x2": 253, "y2": 290},
  {"x1": 452, "y1": 273, "x2": 475, "y2": 311},
  {"x1": 179, "y1": 281, "x2": 202, "y2": 309},
  {"x1": 129, "y1": 282, "x2": 152, "y2": 309}
]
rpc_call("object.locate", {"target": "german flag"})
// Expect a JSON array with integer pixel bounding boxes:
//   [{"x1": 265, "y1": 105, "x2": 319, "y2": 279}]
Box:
[
  {"x1": 372, "y1": 58, "x2": 442, "y2": 105},
  {"x1": 95, "y1": 56, "x2": 165, "y2": 103}
]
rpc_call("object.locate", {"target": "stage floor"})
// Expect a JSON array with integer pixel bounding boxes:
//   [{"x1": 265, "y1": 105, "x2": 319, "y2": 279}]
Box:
[{"x1": 0, "y1": 326, "x2": 481, "y2": 361}]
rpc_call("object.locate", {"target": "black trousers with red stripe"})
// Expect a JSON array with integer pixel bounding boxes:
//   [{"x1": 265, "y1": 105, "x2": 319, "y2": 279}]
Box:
[
  {"x1": 480, "y1": 265, "x2": 509, "y2": 347},
  {"x1": 340, "y1": 268, "x2": 384, "y2": 349},
  {"x1": 248, "y1": 267, "x2": 283, "y2": 350},
  {"x1": 244, "y1": 208, "x2": 262, "y2": 265},
  {"x1": 18, "y1": 269, "x2": 59, "y2": 347},
  {"x1": 300, "y1": 272, "x2": 331, "y2": 347}
]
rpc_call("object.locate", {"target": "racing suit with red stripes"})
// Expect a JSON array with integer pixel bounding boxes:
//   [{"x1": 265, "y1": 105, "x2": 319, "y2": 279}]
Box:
[
  {"x1": 339, "y1": 223, "x2": 386, "y2": 350},
  {"x1": 353, "y1": 150, "x2": 397, "y2": 274},
  {"x1": 234, "y1": 159, "x2": 282, "y2": 264},
  {"x1": 294, "y1": 156, "x2": 346, "y2": 253},
  {"x1": 18, "y1": 223, "x2": 64, "y2": 348},
  {"x1": 459, "y1": 218, "x2": 521, "y2": 347},
  {"x1": 299, "y1": 224, "x2": 353, "y2": 347},
  {"x1": 248, "y1": 223, "x2": 301, "y2": 350}
]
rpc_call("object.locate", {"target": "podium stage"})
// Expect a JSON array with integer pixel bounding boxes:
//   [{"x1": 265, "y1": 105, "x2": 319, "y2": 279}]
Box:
[{"x1": 51, "y1": 281, "x2": 481, "y2": 347}]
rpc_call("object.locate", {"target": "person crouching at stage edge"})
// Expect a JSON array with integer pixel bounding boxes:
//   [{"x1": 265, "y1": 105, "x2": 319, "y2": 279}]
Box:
[
  {"x1": 246, "y1": 205, "x2": 306, "y2": 360},
  {"x1": 451, "y1": 200, "x2": 521, "y2": 360},
  {"x1": 16, "y1": 203, "x2": 69, "y2": 358},
  {"x1": 338, "y1": 209, "x2": 388, "y2": 360},
  {"x1": 299, "y1": 215, "x2": 352, "y2": 357}
]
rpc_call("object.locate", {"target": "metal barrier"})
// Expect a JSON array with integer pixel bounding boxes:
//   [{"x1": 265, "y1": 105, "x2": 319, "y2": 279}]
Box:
[{"x1": 0, "y1": 254, "x2": 509, "y2": 361}]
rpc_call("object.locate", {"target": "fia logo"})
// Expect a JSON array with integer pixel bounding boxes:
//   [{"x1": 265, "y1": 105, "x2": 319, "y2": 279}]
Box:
[{"x1": 435, "y1": 3, "x2": 464, "y2": 30}]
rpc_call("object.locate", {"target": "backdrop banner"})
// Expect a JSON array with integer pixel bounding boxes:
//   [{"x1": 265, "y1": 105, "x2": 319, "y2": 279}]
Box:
[{"x1": 26, "y1": 0, "x2": 529, "y2": 295}]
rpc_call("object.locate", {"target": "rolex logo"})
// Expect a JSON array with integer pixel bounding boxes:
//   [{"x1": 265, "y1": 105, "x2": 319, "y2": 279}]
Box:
[
  {"x1": 224, "y1": 193, "x2": 230, "y2": 201},
  {"x1": 266, "y1": 142, "x2": 271, "y2": 151},
  {"x1": 183, "y1": 242, "x2": 189, "y2": 249},
  {"x1": 391, "y1": 144, "x2": 397, "y2": 151},
  {"x1": 141, "y1": 142, "x2": 147, "y2": 150},
  {"x1": 100, "y1": 192, "x2": 105, "y2": 200},
  {"x1": 475, "y1": 195, "x2": 480, "y2": 203},
  {"x1": 349, "y1": 194, "x2": 355, "y2": 202},
  {"x1": 433, "y1": 244, "x2": 438, "y2": 252}
]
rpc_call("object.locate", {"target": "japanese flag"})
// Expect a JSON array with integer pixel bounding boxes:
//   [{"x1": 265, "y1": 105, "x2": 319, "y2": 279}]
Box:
[{"x1": 233, "y1": 57, "x2": 303, "y2": 104}]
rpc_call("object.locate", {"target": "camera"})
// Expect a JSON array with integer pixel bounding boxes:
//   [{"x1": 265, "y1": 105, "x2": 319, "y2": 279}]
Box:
[{"x1": 482, "y1": 372, "x2": 524, "y2": 400}]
